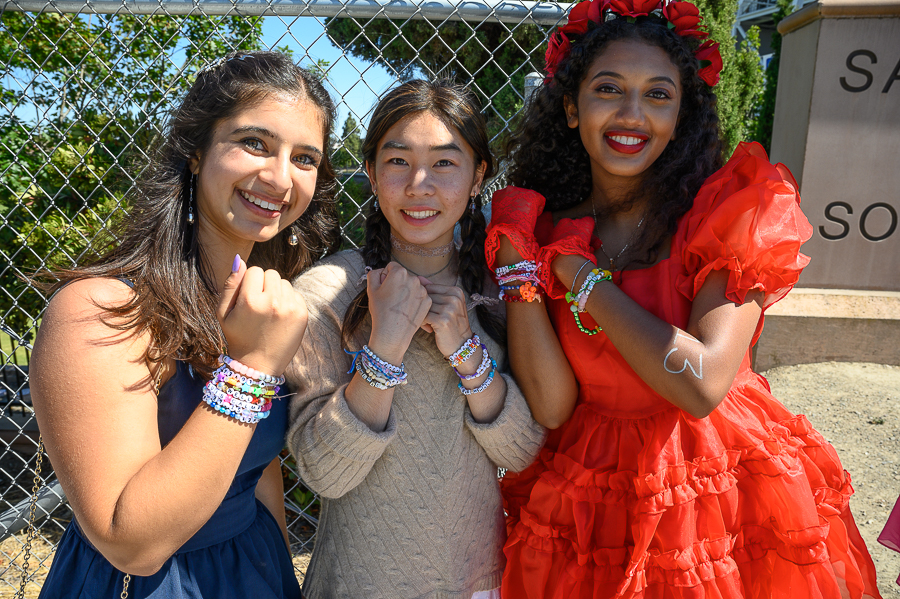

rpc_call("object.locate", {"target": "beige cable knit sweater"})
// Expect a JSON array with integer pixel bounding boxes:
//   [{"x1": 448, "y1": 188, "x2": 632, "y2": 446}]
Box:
[{"x1": 286, "y1": 250, "x2": 546, "y2": 599}]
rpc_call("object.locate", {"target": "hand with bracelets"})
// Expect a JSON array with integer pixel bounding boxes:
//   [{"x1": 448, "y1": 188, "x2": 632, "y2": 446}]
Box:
[{"x1": 217, "y1": 255, "x2": 309, "y2": 384}]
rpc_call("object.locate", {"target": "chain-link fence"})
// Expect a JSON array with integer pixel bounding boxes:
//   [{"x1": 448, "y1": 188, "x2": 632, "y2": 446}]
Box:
[{"x1": 0, "y1": 0, "x2": 563, "y2": 592}]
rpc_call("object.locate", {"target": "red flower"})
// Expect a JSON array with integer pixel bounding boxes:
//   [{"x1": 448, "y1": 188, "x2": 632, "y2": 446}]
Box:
[
  {"x1": 608, "y1": 0, "x2": 661, "y2": 18},
  {"x1": 561, "y1": 0, "x2": 606, "y2": 36},
  {"x1": 663, "y1": 1, "x2": 708, "y2": 38},
  {"x1": 544, "y1": 31, "x2": 572, "y2": 81},
  {"x1": 695, "y1": 40, "x2": 723, "y2": 86}
]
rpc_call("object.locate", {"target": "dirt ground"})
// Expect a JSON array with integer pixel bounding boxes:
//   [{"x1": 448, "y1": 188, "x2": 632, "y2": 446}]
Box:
[
  {"x1": 2, "y1": 361, "x2": 898, "y2": 597},
  {"x1": 764, "y1": 362, "x2": 900, "y2": 597}
]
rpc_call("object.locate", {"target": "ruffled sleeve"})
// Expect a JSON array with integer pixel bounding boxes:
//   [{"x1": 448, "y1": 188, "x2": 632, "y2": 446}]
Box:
[{"x1": 675, "y1": 142, "x2": 813, "y2": 311}]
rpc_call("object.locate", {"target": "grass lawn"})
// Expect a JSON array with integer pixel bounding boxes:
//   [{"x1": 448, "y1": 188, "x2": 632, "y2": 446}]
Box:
[{"x1": 0, "y1": 328, "x2": 30, "y2": 367}]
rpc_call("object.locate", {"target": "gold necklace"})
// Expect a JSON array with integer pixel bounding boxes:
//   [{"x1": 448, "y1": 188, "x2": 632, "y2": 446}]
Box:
[{"x1": 591, "y1": 201, "x2": 645, "y2": 271}]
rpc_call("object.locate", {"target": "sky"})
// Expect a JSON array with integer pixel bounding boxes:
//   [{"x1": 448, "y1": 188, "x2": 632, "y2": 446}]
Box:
[{"x1": 260, "y1": 16, "x2": 398, "y2": 138}]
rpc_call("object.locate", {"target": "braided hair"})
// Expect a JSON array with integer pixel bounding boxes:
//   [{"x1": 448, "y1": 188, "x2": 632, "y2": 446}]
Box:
[
  {"x1": 505, "y1": 18, "x2": 723, "y2": 267},
  {"x1": 340, "y1": 79, "x2": 505, "y2": 349}
]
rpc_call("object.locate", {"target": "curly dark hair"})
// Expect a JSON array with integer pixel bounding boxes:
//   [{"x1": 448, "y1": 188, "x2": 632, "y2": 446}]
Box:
[
  {"x1": 341, "y1": 79, "x2": 505, "y2": 349},
  {"x1": 38, "y1": 51, "x2": 342, "y2": 378},
  {"x1": 505, "y1": 17, "x2": 723, "y2": 266}
]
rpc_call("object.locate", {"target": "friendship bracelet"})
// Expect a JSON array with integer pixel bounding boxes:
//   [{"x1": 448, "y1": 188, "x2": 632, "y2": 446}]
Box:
[
  {"x1": 345, "y1": 346, "x2": 408, "y2": 389},
  {"x1": 564, "y1": 267, "x2": 612, "y2": 336},
  {"x1": 495, "y1": 260, "x2": 539, "y2": 278},
  {"x1": 219, "y1": 354, "x2": 285, "y2": 386},
  {"x1": 454, "y1": 344, "x2": 492, "y2": 380},
  {"x1": 448, "y1": 335, "x2": 481, "y2": 368},
  {"x1": 572, "y1": 261, "x2": 592, "y2": 293},
  {"x1": 458, "y1": 360, "x2": 497, "y2": 395}
]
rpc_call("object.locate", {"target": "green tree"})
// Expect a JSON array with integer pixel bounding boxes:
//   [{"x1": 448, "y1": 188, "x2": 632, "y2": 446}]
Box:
[
  {"x1": 325, "y1": 18, "x2": 546, "y2": 142},
  {"x1": 692, "y1": 0, "x2": 766, "y2": 155},
  {"x1": 333, "y1": 115, "x2": 364, "y2": 169},
  {"x1": 750, "y1": 0, "x2": 794, "y2": 152},
  {"x1": 0, "y1": 12, "x2": 262, "y2": 340},
  {"x1": 325, "y1": 1, "x2": 764, "y2": 157}
]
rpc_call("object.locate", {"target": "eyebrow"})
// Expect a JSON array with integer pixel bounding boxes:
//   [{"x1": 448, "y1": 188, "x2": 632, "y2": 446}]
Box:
[
  {"x1": 590, "y1": 71, "x2": 677, "y2": 87},
  {"x1": 381, "y1": 140, "x2": 463, "y2": 153},
  {"x1": 231, "y1": 125, "x2": 323, "y2": 159}
]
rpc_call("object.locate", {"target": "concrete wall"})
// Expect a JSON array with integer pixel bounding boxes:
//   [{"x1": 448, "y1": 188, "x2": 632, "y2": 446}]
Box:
[{"x1": 771, "y1": 0, "x2": 900, "y2": 291}]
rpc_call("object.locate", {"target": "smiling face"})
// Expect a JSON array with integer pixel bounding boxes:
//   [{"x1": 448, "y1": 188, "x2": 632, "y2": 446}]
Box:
[
  {"x1": 565, "y1": 38, "x2": 682, "y2": 185},
  {"x1": 366, "y1": 111, "x2": 486, "y2": 248},
  {"x1": 190, "y1": 94, "x2": 325, "y2": 252}
]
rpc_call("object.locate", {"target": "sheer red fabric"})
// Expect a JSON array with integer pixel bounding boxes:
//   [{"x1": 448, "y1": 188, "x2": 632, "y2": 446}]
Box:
[{"x1": 499, "y1": 143, "x2": 881, "y2": 599}]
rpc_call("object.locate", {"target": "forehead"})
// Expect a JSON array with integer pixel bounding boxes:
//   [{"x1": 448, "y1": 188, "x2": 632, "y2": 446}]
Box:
[
  {"x1": 218, "y1": 94, "x2": 326, "y2": 145},
  {"x1": 379, "y1": 110, "x2": 465, "y2": 149},
  {"x1": 585, "y1": 38, "x2": 681, "y2": 85}
]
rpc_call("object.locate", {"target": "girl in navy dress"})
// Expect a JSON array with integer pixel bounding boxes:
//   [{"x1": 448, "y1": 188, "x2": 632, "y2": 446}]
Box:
[{"x1": 30, "y1": 51, "x2": 339, "y2": 598}]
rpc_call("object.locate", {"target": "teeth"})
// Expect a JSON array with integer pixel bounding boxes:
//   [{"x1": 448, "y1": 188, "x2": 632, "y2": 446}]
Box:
[
  {"x1": 403, "y1": 210, "x2": 438, "y2": 219},
  {"x1": 240, "y1": 190, "x2": 281, "y2": 211},
  {"x1": 610, "y1": 135, "x2": 644, "y2": 146}
]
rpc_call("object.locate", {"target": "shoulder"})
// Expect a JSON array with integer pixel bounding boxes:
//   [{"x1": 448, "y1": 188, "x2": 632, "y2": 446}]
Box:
[
  {"x1": 689, "y1": 142, "x2": 800, "y2": 219},
  {"x1": 45, "y1": 277, "x2": 136, "y2": 323},
  {"x1": 35, "y1": 277, "x2": 149, "y2": 371},
  {"x1": 293, "y1": 249, "x2": 366, "y2": 311}
]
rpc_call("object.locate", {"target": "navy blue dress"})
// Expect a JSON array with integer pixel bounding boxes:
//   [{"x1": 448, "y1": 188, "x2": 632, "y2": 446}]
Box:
[{"x1": 39, "y1": 361, "x2": 301, "y2": 598}]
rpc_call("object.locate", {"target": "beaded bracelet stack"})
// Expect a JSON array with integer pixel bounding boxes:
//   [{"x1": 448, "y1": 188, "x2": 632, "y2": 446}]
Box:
[
  {"x1": 201, "y1": 355, "x2": 285, "y2": 424},
  {"x1": 564, "y1": 266, "x2": 613, "y2": 335},
  {"x1": 346, "y1": 345, "x2": 408, "y2": 390},
  {"x1": 495, "y1": 260, "x2": 543, "y2": 303},
  {"x1": 448, "y1": 334, "x2": 498, "y2": 395}
]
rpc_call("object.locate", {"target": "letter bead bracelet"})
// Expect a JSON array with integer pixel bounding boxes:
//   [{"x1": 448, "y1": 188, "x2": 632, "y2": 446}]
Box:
[
  {"x1": 345, "y1": 346, "x2": 408, "y2": 390},
  {"x1": 564, "y1": 267, "x2": 612, "y2": 336},
  {"x1": 495, "y1": 260, "x2": 543, "y2": 303},
  {"x1": 202, "y1": 355, "x2": 284, "y2": 424}
]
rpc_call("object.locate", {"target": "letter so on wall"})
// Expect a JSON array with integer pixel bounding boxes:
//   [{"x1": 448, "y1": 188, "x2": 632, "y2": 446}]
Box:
[{"x1": 771, "y1": 1, "x2": 900, "y2": 291}]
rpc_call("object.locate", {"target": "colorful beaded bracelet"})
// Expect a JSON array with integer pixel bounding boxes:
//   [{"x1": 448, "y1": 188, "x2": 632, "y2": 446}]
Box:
[
  {"x1": 454, "y1": 344, "x2": 492, "y2": 381},
  {"x1": 564, "y1": 268, "x2": 612, "y2": 336},
  {"x1": 495, "y1": 260, "x2": 539, "y2": 278},
  {"x1": 448, "y1": 335, "x2": 481, "y2": 368},
  {"x1": 458, "y1": 359, "x2": 497, "y2": 395},
  {"x1": 219, "y1": 354, "x2": 285, "y2": 386},
  {"x1": 345, "y1": 346, "x2": 408, "y2": 389}
]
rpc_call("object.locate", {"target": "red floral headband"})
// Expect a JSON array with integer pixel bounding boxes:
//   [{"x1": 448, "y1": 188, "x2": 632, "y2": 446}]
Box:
[{"x1": 544, "y1": 0, "x2": 723, "y2": 86}]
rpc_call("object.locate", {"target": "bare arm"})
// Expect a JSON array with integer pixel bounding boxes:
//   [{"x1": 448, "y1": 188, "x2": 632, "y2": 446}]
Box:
[
  {"x1": 554, "y1": 255, "x2": 763, "y2": 418},
  {"x1": 255, "y1": 458, "x2": 290, "y2": 549},
  {"x1": 496, "y1": 238, "x2": 579, "y2": 429},
  {"x1": 31, "y1": 268, "x2": 306, "y2": 575}
]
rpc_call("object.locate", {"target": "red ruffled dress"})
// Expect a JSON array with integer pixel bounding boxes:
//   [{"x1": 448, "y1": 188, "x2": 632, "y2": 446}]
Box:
[{"x1": 499, "y1": 143, "x2": 882, "y2": 599}]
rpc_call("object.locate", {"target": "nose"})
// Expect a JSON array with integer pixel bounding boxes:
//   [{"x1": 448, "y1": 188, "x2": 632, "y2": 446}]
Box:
[
  {"x1": 616, "y1": 90, "x2": 645, "y2": 128},
  {"x1": 259, "y1": 152, "x2": 292, "y2": 194},
  {"x1": 406, "y1": 165, "x2": 436, "y2": 197}
]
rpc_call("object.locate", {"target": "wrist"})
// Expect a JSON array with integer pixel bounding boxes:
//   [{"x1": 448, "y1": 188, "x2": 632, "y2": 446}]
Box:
[{"x1": 366, "y1": 334, "x2": 408, "y2": 367}]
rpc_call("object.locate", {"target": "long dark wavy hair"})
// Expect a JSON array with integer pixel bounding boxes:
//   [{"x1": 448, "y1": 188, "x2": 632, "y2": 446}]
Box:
[
  {"x1": 341, "y1": 79, "x2": 505, "y2": 349},
  {"x1": 38, "y1": 51, "x2": 342, "y2": 378},
  {"x1": 506, "y1": 17, "x2": 724, "y2": 267}
]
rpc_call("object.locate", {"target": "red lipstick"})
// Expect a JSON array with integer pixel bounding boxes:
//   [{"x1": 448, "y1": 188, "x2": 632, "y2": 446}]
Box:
[{"x1": 604, "y1": 131, "x2": 649, "y2": 155}]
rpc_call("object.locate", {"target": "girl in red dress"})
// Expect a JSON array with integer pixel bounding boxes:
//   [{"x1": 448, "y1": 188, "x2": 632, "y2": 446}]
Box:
[{"x1": 486, "y1": 0, "x2": 882, "y2": 597}]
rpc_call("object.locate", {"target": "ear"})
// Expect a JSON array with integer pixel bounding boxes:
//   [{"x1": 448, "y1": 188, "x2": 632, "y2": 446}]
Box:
[
  {"x1": 470, "y1": 160, "x2": 488, "y2": 197},
  {"x1": 188, "y1": 153, "x2": 201, "y2": 175},
  {"x1": 364, "y1": 160, "x2": 377, "y2": 196},
  {"x1": 563, "y1": 95, "x2": 579, "y2": 129}
]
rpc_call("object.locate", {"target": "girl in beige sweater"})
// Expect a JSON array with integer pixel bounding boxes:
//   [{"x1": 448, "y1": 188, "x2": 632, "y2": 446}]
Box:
[{"x1": 286, "y1": 79, "x2": 546, "y2": 599}]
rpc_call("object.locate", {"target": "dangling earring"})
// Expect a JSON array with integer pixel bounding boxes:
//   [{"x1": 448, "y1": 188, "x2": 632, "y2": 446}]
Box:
[
  {"x1": 187, "y1": 175, "x2": 196, "y2": 225},
  {"x1": 469, "y1": 195, "x2": 477, "y2": 213},
  {"x1": 288, "y1": 224, "x2": 299, "y2": 246},
  {"x1": 373, "y1": 195, "x2": 379, "y2": 212}
]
